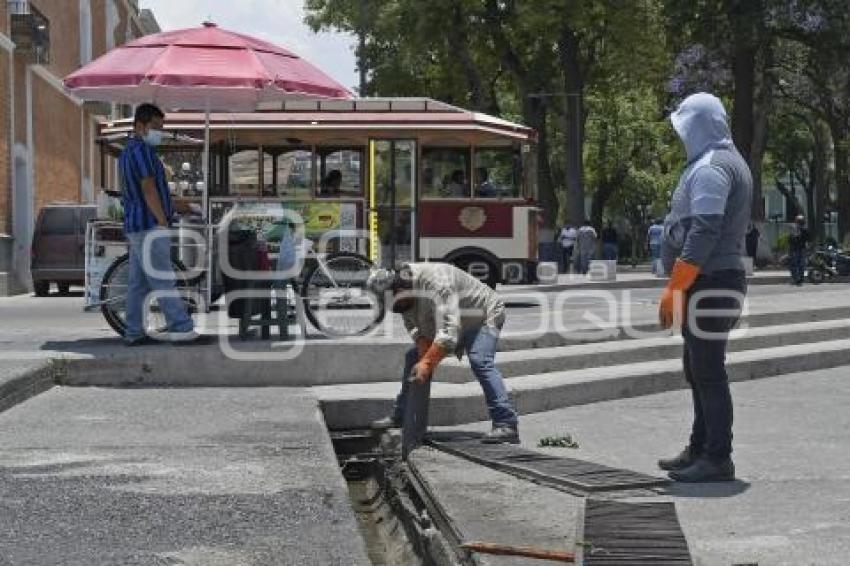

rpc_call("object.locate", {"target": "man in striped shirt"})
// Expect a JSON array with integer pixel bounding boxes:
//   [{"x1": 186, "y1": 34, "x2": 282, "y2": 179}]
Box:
[{"x1": 118, "y1": 103, "x2": 202, "y2": 346}]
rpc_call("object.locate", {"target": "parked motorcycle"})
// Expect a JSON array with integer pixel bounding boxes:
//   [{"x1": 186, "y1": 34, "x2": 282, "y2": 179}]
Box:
[{"x1": 807, "y1": 245, "x2": 850, "y2": 283}]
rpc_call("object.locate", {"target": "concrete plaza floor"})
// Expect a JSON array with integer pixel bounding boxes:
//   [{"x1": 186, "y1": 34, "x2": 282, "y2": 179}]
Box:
[{"x1": 440, "y1": 366, "x2": 850, "y2": 565}]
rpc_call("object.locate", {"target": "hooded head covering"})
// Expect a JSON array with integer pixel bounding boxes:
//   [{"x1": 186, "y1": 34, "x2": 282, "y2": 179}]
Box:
[{"x1": 670, "y1": 92, "x2": 732, "y2": 162}]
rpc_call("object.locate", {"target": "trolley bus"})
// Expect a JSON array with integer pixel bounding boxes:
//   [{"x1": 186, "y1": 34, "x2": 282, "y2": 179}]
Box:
[{"x1": 91, "y1": 98, "x2": 539, "y2": 335}]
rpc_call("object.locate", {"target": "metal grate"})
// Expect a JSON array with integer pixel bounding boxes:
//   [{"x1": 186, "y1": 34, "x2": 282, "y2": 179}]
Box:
[
  {"x1": 428, "y1": 433, "x2": 669, "y2": 493},
  {"x1": 578, "y1": 499, "x2": 692, "y2": 565}
]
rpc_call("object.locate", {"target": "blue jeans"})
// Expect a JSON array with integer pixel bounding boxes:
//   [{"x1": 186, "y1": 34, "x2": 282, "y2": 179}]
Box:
[
  {"x1": 125, "y1": 228, "x2": 194, "y2": 341},
  {"x1": 393, "y1": 326, "x2": 518, "y2": 427},
  {"x1": 649, "y1": 244, "x2": 661, "y2": 273},
  {"x1": 576, "y1": 250, "x2": 593, "y2": 274},
  {"x1": 602, "y1": 242, "x2": 618, "y2": 261}
]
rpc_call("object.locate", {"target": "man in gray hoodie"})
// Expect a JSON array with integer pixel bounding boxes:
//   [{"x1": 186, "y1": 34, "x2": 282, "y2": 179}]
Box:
[{"x1": 657, "y1": 93, "x2": 752, "y2": 482}]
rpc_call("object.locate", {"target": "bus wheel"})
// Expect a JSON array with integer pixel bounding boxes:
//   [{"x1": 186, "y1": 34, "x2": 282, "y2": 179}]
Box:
[{"x1": 451, "y1": 255, "x2": 499, "y2": 289}]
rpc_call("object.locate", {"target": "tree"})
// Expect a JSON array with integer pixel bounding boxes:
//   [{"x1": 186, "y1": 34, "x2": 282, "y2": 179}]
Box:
[
  {"x1": 306, "y1": 0, "x2": 672, "y2": 230},
  {"x1": 480, "y1": 0, "x2": 560, "y2": 226},
  {"x1": 773, "y1": 1, "x2": 850, "y2": 237},
  {"x1": 305, "y1": 0, "x2": 501, "y2": 107},
  {"x1": 585, "y1": 90, "x2": 680, "y2": 228},
  {"x1": 664, "y1": 0, "x2": 776, "y2": 221}
]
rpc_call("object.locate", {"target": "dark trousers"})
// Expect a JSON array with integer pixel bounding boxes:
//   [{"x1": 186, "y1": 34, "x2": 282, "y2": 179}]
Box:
[
  {"x1": 789, "y1": 250, "x2": 806, "y2": 284},
  {"x1": 682, "y1": 270, "x2": 746, "y2": 462},
  {"x1": 560, "y1": 245, "x2": 574, "y2": 273}
]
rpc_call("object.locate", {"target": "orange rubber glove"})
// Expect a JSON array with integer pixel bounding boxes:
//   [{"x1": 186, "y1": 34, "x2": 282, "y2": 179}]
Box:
[
  {"x1": 659, "y1": 259, "x2": 700, "y2": 329},
  {"x1": 415, "y1": 336, "x2": 433, "y2": 359},
  {"x1": 411, "y1": 343, "x2": 446, "y2": 384}
]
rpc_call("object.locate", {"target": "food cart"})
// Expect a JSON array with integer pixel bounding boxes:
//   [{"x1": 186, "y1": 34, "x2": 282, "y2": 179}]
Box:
[{"x1": 65, "y1": 24, "x2": 538, "y2": 337}]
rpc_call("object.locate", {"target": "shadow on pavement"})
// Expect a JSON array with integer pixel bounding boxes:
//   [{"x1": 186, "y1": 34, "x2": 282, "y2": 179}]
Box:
[
  {"x1": 425, "y1": 430, "x2": 486, "y2": 442},
  {"x1": 663, "y1": 479, "x2": 751, "y2": 498},
  {"x1": 41, "y1": 337, "x2": 130, "y2": 355},
  {"x1": 504, "y1": 300, "x2": 543, "y2": 309}
]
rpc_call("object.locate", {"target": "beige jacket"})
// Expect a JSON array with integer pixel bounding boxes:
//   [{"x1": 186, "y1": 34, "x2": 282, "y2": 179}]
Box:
[{"x1": 401, "y1": 262, "x2": 506, "y2": 357}]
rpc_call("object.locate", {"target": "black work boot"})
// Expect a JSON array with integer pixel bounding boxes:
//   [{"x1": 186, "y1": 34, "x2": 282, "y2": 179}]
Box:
[
  {"x1": 370, "y1": 415, "x2": 402, "y2": 430},
  {"x1": 481, "y1": 424, "x2": 520, "y2": 444},
  {"x1": 658, "y1": 446, "x2": 699, "y2": 471},
  {"x1": 669, "y1": 456, "x2": 735, "y2": 483}
]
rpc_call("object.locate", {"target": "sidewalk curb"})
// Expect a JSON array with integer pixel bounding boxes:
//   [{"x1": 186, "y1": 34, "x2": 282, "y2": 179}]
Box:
[
  {"x1": 0, "y1": 360, "x2": 59, "y2": 414},
  {"x1": 57, "y1": 305, "x2": 850, "y2": 387},
  {"x1": 508, "y1": 273, "x2": 789, "y2": 293},
  {"x1": 317, "y1": 343, "x2": 850, "y2": 429}
]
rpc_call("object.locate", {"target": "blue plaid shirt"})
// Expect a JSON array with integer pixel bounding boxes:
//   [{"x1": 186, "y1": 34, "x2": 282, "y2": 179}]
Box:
[{"x1": 119, "y1": 136, "x2": 172, "y2": 233}]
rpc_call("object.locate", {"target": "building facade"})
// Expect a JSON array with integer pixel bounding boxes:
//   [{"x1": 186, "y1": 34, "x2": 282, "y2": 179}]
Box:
[{"x1": 0, "y1": 0, "x2": 159, "y2": 294}]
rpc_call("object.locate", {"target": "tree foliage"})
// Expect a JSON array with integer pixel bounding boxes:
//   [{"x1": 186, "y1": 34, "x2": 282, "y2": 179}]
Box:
[{"x1": 305, "y1": 0, "x2": 850, "y2": 244}]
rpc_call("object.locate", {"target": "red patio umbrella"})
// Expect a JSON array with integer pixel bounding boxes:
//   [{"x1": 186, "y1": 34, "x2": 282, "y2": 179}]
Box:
[
  {"x1": 64, "y1": 21, "x2": 351, "y2": 110},
  {"x1": 64, "y1": 22, "x2": 351, "y2": 301}
]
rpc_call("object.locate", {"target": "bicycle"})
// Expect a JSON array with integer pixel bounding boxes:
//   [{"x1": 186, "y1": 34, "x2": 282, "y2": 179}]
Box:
[{"x1": 98, "y1": 237, "x2": 385, "y2": 339}]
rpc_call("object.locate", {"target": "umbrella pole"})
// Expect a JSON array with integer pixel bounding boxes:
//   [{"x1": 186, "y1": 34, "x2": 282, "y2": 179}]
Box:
[{"x1": 203, "y1": 103, "x2": 213, "y2": 309}]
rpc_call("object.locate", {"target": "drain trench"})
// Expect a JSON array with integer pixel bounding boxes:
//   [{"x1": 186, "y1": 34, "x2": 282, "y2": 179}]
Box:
[
  {"x1": 331, "y1": 430, "x2": 693, "y2": 566},
  {"x1": 332, "y1": 431, "x2": 469, "y2": 566}
]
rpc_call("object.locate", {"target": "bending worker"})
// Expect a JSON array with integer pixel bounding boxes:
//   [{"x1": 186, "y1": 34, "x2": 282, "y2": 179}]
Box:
[
  {"x1": 657, "y1": 92, "x2": 752, "y2": 483},
  {"x1": 367, "y1": 263, "x2": 519, "y2": 444}
]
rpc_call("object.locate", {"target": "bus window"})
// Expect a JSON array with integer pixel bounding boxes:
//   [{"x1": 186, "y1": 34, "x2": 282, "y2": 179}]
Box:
[
  {"x1": 474, "y1": 147, "x2": 522, "y2": 198},
  {"x1": 229, "y1": 148, "x2": 261, "y2": 196},
  {"x1": 374, "y1": 140, "x2": 414, "y2": 208},
  {"x1": 317, "y1": 148, "x2": 363, "y2": 198},
  {"x1": 264, "y1": 148, "x2": 313, "y2": 198},
  {"x1": 421, "y1": 147, "x2": 471, "y2": 198}
]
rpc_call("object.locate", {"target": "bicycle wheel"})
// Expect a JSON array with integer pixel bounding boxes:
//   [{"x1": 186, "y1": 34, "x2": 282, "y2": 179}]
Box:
[
  {"x1": 300, "y1": 252, "x2": 385, "y2": 337},
  {"x1": 100, "y1": 254, "x2": 199, "y2": 337}
]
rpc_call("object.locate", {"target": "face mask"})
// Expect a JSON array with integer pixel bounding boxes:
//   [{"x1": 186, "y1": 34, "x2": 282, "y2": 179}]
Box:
[{"x1": 143, "y1": 129, "x2": 164, "y2": 146}]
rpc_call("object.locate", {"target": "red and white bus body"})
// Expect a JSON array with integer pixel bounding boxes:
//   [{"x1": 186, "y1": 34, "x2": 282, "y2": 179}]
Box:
[{"x1": 98, "y1": 98, "x2": 538, "y2": 285}]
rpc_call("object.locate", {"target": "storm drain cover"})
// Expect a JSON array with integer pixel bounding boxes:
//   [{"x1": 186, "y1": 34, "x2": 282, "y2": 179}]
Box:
[
  {"x1": 402, "y1": 380, "x2": 431, "y2": 460},
  {"x1": 427, "y1": 432, "x2": 669, "y2": 493},
  {"x1": 578, "y1": 499, "x2": 692, "y2": 565}
]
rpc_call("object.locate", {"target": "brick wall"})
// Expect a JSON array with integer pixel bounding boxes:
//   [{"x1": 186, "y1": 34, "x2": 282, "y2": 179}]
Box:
[
  {"x1": 91, "y1": 0, "x2": 106, "y2": 58},
  {"x1": 31, "y1": 72, "x2": 82, "y2": 210},
  {"x1": 30, "y1": 0, "x2": 81, "y2": 78},
  {"x1": 0, "y1": 0, "x2": 156, "y2": 290},
  {"x1": 0, "y1": 50, "x2": 10, "y2": 234}
]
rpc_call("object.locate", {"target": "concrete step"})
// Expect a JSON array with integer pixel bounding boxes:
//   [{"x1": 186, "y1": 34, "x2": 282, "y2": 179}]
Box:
[
  {"x1": 58, "y1": 304, "x2": 850, "y2": 387},
  {"x1": 497, "y1": 304, "x2": 850, "y2": 351},
  {"x1": 315, "y1": 338, "x2": 850, "y2": 429},
  {"x1": 0, "y1": 360, "x2": 56, "y2": 413},
  {"x1": 440, "y1": 317, "x2": 850, "y2": 383},
  {"x1": 500, "y1": 270, "x2": 789, "y2": 293}
]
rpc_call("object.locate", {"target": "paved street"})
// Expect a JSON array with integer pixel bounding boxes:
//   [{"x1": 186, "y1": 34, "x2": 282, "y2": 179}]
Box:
[{"x1": 0, "y1": 387, "x2": 369, "y2": 566}]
